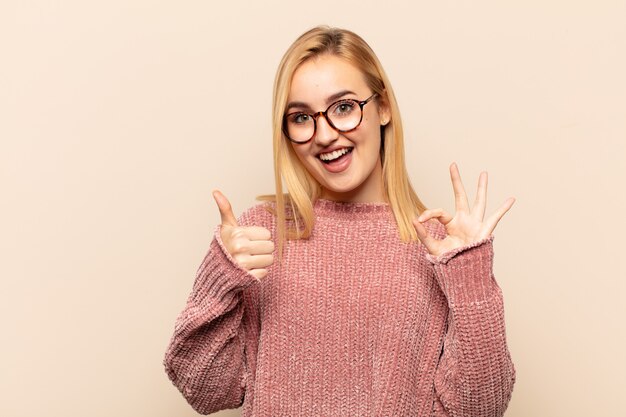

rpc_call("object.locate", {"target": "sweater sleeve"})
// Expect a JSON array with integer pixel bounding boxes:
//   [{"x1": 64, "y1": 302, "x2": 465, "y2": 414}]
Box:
[
  {"x1": 162, "y1": 212, "x2": 265, "y2": 414},
  {"x1": 425, "y1": 235, "x2": 516, "y2": 417}
]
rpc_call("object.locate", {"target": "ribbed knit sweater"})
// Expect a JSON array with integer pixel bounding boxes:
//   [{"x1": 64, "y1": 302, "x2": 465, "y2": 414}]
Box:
[{"x1": 163, "y1": 199, "x2": 515, "y2": 416}]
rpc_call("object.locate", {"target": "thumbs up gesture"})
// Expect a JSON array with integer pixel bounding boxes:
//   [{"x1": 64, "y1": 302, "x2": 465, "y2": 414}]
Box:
[{"x1": 212, "y1": 190, "x2": 275, "y2": 280}]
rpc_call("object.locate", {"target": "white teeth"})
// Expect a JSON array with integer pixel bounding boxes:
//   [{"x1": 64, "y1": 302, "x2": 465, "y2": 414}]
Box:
[{"x1": 320, "y1": 147, "x2": 351, "y2": 161}]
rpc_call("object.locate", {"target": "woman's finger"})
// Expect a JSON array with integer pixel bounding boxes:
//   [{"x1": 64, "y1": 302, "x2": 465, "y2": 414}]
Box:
[
  {"x1": 234, "y1": 253, "x2": 274, "y2": 271},
  {"x1": 450, "y1": 162, "x2": 470, "y2": 213},
  {"x1": 248, "y1": 268, "x2": 268, "y2": 280},
  {"x1": 472, "y1": 171, "x2": 488, "y2": 221},
  {"x1": 412, "y1": 217, "x2": 438, "y2": 253},
  {"x1": 212, "y1": 189, "x2": 239, "y2": 228},
  {"x1": 417, "y1": 208, "x2": 454, "y2": 225},
  {"x1": 245, "y1": 226, "x2": 272, "y2": 241},
  {"x1": 247, "y1": 239, "x2": 275, "y2": 256},
  {"x1": 484, "y1": 197, "x2": 516, "y2": 235}
]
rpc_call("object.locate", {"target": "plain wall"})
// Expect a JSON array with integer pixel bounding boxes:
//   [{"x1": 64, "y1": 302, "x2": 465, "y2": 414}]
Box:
[{"x1": 1, "y1": 1, "x2": 625, "y2": 416}]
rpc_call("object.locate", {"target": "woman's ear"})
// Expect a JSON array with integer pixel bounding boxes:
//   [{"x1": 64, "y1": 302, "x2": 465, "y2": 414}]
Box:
[{"x1": 378, "y1": 94, "x2": 391, "y2": 126}]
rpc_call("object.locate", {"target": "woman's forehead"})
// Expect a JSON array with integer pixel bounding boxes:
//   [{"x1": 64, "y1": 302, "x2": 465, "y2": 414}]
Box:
[{"x1": 287, "y1": 55, "x2": 368, "y2": 105}]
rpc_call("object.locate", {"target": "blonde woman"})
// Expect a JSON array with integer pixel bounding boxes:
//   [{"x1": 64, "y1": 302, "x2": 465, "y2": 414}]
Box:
[{"x1": 164, "y1": 26, "x2": 516, "y2": 416}]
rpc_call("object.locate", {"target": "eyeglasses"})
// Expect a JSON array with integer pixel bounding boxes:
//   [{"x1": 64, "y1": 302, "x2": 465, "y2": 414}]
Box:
[{"x1": 282, "y1": 93, "x2": 378, "y2": 143}]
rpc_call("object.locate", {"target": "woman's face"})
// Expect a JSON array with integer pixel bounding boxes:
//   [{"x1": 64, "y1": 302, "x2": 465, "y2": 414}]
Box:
[{"x1": 286, "y1": 54, "x2": 390, "y2": 203}]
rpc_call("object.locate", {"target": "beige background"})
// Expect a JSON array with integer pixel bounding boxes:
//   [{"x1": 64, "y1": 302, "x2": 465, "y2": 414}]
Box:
[{"x1": 1, "y1": 1, "x2": 625, "y2": 416}]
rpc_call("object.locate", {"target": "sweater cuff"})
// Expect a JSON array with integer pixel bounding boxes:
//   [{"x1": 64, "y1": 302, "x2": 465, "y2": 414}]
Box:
[
  {"x1": 189, "y1": 225, "x2": 260, "y2": 310},
  {"x1": 425, "y1": 235, "x2": 498, "y2": 305}
]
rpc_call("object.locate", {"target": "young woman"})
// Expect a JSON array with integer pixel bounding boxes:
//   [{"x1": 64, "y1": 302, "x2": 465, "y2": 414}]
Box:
[{"x1": 164, "y1": 26, "x2": 516, "y2": 416}]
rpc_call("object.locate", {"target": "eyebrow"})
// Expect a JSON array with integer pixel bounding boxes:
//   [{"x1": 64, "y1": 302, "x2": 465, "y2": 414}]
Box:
[{"x1": 285, "y1": 90, "x2": 357, "y2": 112}]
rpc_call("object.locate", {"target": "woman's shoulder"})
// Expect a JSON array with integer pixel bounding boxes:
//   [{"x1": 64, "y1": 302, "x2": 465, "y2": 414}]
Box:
[{"x1": 236, "y1": 200, "x2": 277, "y2": 228}]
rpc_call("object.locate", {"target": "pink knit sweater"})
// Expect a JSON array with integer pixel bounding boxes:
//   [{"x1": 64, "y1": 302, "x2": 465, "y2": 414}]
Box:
[{"x1": 163, "y1": 199, "x2": 515, "y2": 416}]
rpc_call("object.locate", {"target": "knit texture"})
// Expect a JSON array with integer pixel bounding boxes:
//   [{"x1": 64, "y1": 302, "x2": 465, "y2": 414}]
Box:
[{"x1": 163, "y1": 199, "x2": 515, "y2": 416}]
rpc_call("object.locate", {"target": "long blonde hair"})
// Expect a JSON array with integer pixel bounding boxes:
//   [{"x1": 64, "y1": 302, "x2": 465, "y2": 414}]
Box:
[{"x1": 257, "y1": 26, "x2": 427, "y2": 261}]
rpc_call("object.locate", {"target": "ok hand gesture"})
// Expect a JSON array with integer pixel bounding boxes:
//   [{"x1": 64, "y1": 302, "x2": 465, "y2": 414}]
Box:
[
  {"x1": 212, "y1": 190, "x2": 274, "y2": 280},
  {"x1": 412, "y1": 163, "x2": 515, "y2": 258}
]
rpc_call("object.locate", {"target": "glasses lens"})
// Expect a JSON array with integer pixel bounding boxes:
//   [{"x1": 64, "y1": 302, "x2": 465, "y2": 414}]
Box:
[
  {"x1": 285, "y1": 113, "x2": 314, "y2": 143},
  {"x1": 328, "y1": 100, "x2": 361, "y2": 131}
]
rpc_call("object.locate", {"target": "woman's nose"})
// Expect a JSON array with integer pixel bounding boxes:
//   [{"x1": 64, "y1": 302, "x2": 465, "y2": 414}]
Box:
[{"x1": 314, "y1": 113, "x2": 339, "y2": 145}]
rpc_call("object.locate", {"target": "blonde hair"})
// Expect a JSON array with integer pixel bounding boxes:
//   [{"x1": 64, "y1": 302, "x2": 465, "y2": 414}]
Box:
[{"x1": 257, "y1": 26, "x2": 427, "y2": 261}]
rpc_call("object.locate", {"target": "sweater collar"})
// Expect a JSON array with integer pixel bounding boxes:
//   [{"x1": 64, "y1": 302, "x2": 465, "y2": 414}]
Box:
[{"x1": 314, "y1": 198, "x2": 392, "y2": 219}]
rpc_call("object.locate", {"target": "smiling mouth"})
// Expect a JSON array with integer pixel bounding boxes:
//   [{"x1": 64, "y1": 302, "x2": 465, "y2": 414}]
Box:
[{"x1": 318, "y1": 147, "x2": 354, "y2": 163}]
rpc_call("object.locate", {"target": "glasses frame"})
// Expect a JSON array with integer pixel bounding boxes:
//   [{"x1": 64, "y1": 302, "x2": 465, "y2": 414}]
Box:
[{"x1": 282, "y1": 93, "x2": 379, "y2": 144}]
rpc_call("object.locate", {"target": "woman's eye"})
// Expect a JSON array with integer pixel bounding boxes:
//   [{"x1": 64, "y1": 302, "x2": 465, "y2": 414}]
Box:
[
  {"x1": 332, "y1": 101, "x2": 355, "y2": 116},
  {"x1": 290, "y1": 113, "x2": 310, "y2": 124}
]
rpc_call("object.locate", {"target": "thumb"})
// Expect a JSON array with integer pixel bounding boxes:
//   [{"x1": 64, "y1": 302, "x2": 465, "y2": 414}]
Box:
[{"x1": 212, "y1": 189, "x2": 239, "y2": 227}]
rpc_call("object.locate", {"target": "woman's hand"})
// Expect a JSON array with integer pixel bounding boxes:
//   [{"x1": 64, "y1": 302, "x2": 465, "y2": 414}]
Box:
[
  {"x1": 212, "y1": 190, "x2": 274, "y2": 280},
  {"x1": 412, "y1": 162, "x2": 515, "y2": 257}
]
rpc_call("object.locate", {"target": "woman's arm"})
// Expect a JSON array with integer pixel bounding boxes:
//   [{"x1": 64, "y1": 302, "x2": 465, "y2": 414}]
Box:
[
  {"x1": 413, "y1": 163, "x2": 516, "y2": 415},
  {"x1": 163, "y1": 226, "x2": 260, "y2": 414},
  {"x1": 427, "y1": 236, "x2": 516, "y2": 417}
]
